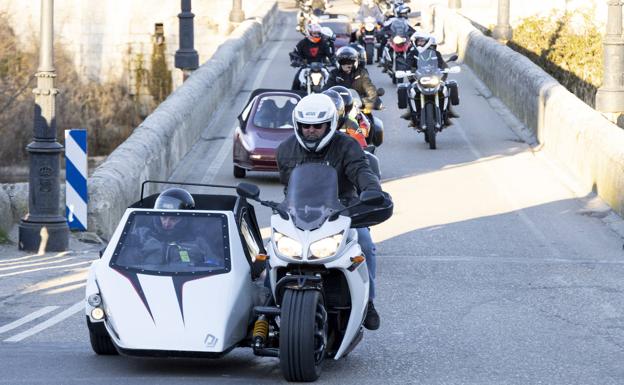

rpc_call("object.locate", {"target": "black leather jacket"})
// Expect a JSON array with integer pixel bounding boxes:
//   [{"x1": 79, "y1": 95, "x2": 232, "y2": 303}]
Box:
[
  {"x1": 325, "y1": 67, "x2": 378, "y2": 109},
  {"x1": 276, "y1": 132, "x2": 381, "y2": 205}
]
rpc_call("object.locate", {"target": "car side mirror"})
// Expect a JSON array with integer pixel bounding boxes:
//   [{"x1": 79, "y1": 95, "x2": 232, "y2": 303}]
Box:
[
  {"x1": 376, "y1": 88, "x2": 385, "y2": 96},
  {"x1": 447, "y1": 54, "x2": 459, "y2": 62},
  {"x1": 359, "y1": 190, "x2": 385, "y2": 205},
  {"x1": 237, "y1": 182, "x2": 260, "y2": 201}
]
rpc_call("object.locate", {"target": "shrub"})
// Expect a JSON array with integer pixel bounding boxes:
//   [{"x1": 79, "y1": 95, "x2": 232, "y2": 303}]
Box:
[
  {"x1": 0, "y1": 12, "x2": 143, "y2": 168},
  {"x1": 507, "y1": 9, "x2": 603, "y2": 107}
]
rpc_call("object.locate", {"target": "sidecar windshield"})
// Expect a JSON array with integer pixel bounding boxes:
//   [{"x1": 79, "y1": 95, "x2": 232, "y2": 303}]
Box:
[
  {"x1": 416, "y1": 49, "x2": 439, "y2": 73},
  {"x1": 110, "y1": 211, "x2": 230, "y2": 276},
  {"x1": 282, "y1": 163, "x2": 344, "y2": 230}
]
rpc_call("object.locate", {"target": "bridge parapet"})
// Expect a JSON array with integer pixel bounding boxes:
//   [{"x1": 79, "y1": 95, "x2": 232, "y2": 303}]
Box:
[{"x1": 427, "y1": 5, "x2": 624, "y2": 218}]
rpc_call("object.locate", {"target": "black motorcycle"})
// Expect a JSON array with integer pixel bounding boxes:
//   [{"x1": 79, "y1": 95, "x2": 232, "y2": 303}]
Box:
[{"x1": 396, "y1": 52, "x2": 461, "y2": 149}]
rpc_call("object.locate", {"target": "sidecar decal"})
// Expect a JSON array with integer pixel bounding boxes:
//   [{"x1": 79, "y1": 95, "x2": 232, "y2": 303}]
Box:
[
  {"x1": 172, "y1": 275, "x2": 205, "y2": 324},
  {"x1": 112, "y1": 267, "x2": 154, "y2": 323}
]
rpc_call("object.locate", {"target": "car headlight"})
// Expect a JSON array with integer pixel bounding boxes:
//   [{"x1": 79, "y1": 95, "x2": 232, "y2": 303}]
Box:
[
  {"x1": 274, "y1": 232, "x2": 302, "y2": 259},
  {"x1": 419, "y1": 76, "x2": 440, "y2": 87},
  {"x1": 88, "y1": 294, "x2": 102, "y2": 307},
  {"x1": 309, "y1": 232, "x2": 344, "y2": 260},
  {"x1": 310, "y1": 72, "x2": 323, "y2": 86}
]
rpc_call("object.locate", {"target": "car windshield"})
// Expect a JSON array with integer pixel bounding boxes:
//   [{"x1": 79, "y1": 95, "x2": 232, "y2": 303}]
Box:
[
  {"x1": 416, "y1": 49, "x2": 440, "y2": 73},
  {"x1": 320, "y1": 21, "x2": 349, "y2": 35},
  {"x1": 280, "y1": 163, "x2": 344, "y2": 231},
  {"x1": 252, "y1": 95, "x2": 299, "y2": 129},
  {"x1": 110, "y1": 211, "x2": 229, "y2": 275}
]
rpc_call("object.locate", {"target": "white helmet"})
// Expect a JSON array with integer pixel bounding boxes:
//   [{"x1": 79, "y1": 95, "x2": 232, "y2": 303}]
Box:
[
  {"x1": 306, "y1": 23, "x2": 323, "y2": 43},
  {"x1": 321, "y1": 26, "x2": 335, "y2": 40},
  {"x1": 292, "y1": 94, "x2": 338, "y2": 152},
  {"x1": 411, "y1": 31, "x2": 433, "y2": 53}
]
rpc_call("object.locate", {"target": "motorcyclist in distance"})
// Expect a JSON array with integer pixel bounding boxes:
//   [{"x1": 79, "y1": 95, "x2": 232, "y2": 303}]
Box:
[
  {"x1": 290, "y1": 23, "x2": 334, "y2": 90},
  {"x1": 325, "y1": 46, "x2": 379, "y2": 111},
  {"x1": 403, "y1": 32, "x2": 459, "y2": 125},
  {"x1": 276, "y1": 93, "x2": 382, "y2": 330},
  {"x1": 355, "y1": 0, "x2": 384, "y2": 24}
]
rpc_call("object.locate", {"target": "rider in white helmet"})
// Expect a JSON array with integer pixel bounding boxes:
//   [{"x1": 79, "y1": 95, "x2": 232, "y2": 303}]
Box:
[{"x1": 276, "y1": 93, "x2": 385, "y2": 330}]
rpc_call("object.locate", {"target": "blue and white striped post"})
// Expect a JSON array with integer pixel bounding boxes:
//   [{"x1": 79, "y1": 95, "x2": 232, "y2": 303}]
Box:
[{"x1": 64, "y1": 129, "x2": 88, "y2": 231}]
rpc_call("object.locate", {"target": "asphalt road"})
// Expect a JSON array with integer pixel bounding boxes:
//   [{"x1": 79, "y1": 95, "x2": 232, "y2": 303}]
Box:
[{"x1": 2, "y1": 1, "x2": 624, "y2": 384}]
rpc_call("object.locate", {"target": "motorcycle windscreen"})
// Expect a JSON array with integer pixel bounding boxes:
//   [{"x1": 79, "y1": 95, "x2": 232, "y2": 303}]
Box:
[
  {"x1": 281, "y1": 163, "x2": 344, "y2": 231},
  {"x1": 416, "y1": 49, "x2": 439, "y2": 72}
]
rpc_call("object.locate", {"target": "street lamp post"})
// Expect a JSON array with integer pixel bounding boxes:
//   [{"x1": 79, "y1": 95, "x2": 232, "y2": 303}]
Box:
[
  {"x1": 448, "y1": 0, "x2": 462, "y2": 9},
  {"x1": 174, "y1": 0, "x2": 199, "y2": 81},
  {"x1": 596, "y1": 0, "x2": 624, "y2": 113},
  {"x1": 18, "y1": 0, "x2": 68, "y2": 252},
  {"x1": 492, "y1": 0, "x2": 513, "y2": 42},
  {"x1": 229, "y1": 0, "x2": 245, "y2": 23}
]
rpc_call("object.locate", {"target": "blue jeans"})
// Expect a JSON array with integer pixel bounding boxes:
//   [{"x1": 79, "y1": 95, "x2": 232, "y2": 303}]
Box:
[{"x1": 357, "y1": 227, "x2": 376, "y2": 300}]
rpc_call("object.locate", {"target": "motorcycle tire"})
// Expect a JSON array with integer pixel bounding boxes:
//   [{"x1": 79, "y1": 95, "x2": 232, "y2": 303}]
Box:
[
  {"x1": 233, "y1": 165, "x2": 246, "y2": 178},
  {"x1": 425, "y1": 103, "x2": 436, "y2": 150},
  {"x1": 280, "y1": 289, "x2": 327, "y2": 382},
  {"x1": 397, "y1": 84, "x2": 408, "y2": 109},
  {"x1": 365, "y1": 43, "x2": 374, "y2": 65}
]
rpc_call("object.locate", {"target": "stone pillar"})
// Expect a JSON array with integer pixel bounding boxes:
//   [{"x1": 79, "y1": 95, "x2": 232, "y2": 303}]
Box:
[
  {"x1": 175, "y1": 0, "x2": 199, "y2": 81},
  {"x1": 229, "y1": 0, "x2": 245, "y2": 23},
  {"x1": 19, "y1": 0, "x2": 69, "y2": 252},
  {"x1": 492, "y1": 0, "x2": 513, "y2": 42},
  {"x1": 596, "y1": 0, "x2": 624, "y2": 113}
]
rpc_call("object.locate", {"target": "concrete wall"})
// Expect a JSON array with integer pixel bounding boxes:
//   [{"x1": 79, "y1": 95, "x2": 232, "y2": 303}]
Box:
[
  {"x1": 0, "y1": 0, "x2": 258, "y2": 87},
  {"x1": 420, "y1": 0, "x2": 608, "y2": 32},
  {"x1": 429, "y1": 6, "x2": 624, "y2": 217},
  {"x1": 0, "y1": 0, "x2": 280, "y2": 238}
]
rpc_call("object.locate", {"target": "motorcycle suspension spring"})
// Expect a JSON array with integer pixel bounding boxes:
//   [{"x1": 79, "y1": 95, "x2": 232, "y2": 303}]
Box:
[{"x1": 253, "y1": 317, "x2": 269, "y2": 345}]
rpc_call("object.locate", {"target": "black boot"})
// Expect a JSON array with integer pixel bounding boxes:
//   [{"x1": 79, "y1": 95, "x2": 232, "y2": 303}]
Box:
[
  {"x1": 400, "y1": 111, "x2": 411, "y2": 120},
  {"x1": 364, "y1": 301, "x2": 380, "y2": 330}
]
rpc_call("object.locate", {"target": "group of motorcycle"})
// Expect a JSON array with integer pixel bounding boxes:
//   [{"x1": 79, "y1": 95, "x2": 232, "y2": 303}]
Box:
[{"x1": 349, "y1": 0, "x2": 463, "y2": 149}]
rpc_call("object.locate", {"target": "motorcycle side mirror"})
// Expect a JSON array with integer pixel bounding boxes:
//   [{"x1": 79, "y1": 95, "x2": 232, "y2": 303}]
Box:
[
  {"x1": 448, "y1": 66, "x2": 461, "y2": 74},
  {"x1": 236, "y1": 182, "x2": 260, "y2": 201},
  {"x1": 376, "y1": 88, "x2": 385, "y2": 96},
  {"x1": 447, "y1": 54, "x2": 459, "y2": 62},
  {"x1": 414, "y1": 21, "x2": 421, "y2": 27},
  {"x1": 359, "y1": 190, "x2": 385, "y2": 205}
]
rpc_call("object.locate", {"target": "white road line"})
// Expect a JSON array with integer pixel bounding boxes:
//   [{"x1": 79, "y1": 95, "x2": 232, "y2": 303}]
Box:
[
  {"x1": 0, "y1": 261, "x2": 92, "y2": 279},
  {"x1": 380, "y1": 254, "x2": 624, "y2": 264},
  {"x1": 201, "y1": 20, "x2": 290, "y2": 185},
  {"x1": 0, "y1": 251, "x2": 69, "y2": 266},
  {"x1": 0, "y1": 257, "x2": 75, "y2": 272},
  {"x1": 0, "y1": 306, "x2": 59, "y2": 335},
  {"x1": 4, "y1": 301, "x2": 83, "y2": 342},
  {"x1": 0, "y1": 252, "x2": 71, "y2": 267}
]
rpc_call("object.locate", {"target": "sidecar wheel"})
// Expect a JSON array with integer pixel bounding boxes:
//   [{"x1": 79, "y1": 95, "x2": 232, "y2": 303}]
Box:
[
  {"x1": 280, "y1": 289, "x2": 327, "y2": 382},
  {"x1": 87, "y1": 319, "x2": 118, "y2": 355}
]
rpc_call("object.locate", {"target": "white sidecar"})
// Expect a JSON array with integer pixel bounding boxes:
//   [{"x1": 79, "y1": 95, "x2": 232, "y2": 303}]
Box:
[{"x1": 85, "y1": 182, "x2": 267, "y2": 357}]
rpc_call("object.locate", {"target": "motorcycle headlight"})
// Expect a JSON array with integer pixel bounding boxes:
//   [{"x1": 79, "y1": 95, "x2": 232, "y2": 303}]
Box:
[
  {"x1": 310, "y1": 72, "x2": 323, "y2": 86},
  {"x1": 309, "y1": 232, "x2": 344, "y2": 260},
  {"x1": 419, "y1": 76, "x2": 440, "y2": 87},
  {"x1": 365, "y1": 23, "x2": 375, "y2": 31},
  {"x1": 392, "y1": 35, "x2": 406, "y2": 44},
  {"x1": 274, "y1": 232, "x2": 302, "y2": 259}
]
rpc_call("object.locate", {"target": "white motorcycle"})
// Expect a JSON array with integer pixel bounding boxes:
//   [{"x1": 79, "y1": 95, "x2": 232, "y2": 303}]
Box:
[
  {"x1": 298, "y1": 61, "x2": 330, "y2": 95},
  {"x1": 237, "y1": 163, "x2": 393, "y2": 382}
]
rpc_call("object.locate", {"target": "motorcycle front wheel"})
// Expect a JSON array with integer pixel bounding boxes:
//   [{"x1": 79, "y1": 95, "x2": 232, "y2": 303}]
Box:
[
  {"x1": 425, "y1": 103, "x2": 436, "y2": 149},
  {"x1": 280, "y1": 289, "x2": 327, "y2": 382}
]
